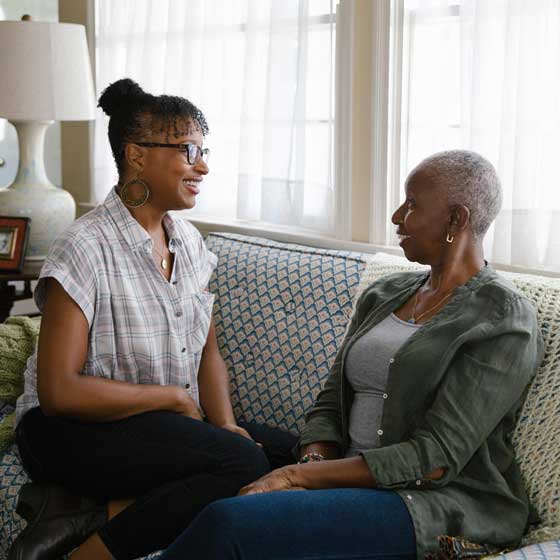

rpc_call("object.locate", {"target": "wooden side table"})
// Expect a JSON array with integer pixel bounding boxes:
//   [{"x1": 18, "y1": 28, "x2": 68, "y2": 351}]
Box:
[{"x1": 0, "y1": 261, "x2": 43, "y2": 323}]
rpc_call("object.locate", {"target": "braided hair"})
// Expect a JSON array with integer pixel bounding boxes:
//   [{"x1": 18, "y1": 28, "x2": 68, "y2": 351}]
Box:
[{"x1": 98, "y1": 78, "x2": 209, "y2": 174}]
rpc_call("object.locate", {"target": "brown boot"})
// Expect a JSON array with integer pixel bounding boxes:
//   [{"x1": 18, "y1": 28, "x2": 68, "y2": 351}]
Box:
[{"x1": 8, "y1": 482, "x2": 107, "y2": 560}]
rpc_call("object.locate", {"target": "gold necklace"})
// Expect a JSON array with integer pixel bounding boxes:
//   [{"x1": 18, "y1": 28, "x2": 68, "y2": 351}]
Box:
[
  {"x1": 409, "y1": 284, "x2": 454, "y2": 324},
  {"x1": 152, "y1": 243, "x2": 169, "y2": 270}
]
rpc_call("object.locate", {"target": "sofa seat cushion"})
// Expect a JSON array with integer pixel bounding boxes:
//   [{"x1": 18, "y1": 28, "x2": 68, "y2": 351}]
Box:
[
  {"x1": 492, "y1": 540, "x2": 560, "y2": 559},
  {"x1": 205, "y1": 232, "x2": 368, "y2": 434}
]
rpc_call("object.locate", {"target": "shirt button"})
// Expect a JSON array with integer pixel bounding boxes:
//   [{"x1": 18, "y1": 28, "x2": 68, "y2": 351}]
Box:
[
  {"x1": 382, "y1": 393, "x2": 388, "y2": 399},
  {"x1": 181, "y1": 347, "x2": 186, "y2": 353},
  {"x1": 406, "y1": 494, "x2": 413, "y2": 501},
  {"x1": 172, "y1": 280, "x2": 178, "y2": 285},
  {"x1": 185, "y1": 383, "x2": 190, "y2": 389},
  {"x1": 176, "y1": 311, "x2": 183, "y2": 317},
  {"x1": 377, "y1": 429, "x2": 383, "y2": 436},
  {"x1": 415, "y1": 480, "x2": 422, "y2": 486},
  {"x1": 389, "y1": 358, "x2": 395, "y2": 364}
]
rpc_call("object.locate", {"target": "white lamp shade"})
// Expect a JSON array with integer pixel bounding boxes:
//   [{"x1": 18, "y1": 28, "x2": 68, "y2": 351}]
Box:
[{"x1": 0, "y1": 21, "x2": 96, "y2": 121}]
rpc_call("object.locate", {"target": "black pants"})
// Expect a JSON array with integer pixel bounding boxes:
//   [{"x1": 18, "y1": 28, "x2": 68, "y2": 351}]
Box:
[{"x1": 16, "y1": 407, "x2": 298, "y2": 560}]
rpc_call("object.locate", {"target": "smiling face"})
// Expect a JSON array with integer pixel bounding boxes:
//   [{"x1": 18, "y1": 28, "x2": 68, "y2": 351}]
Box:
[
  {"x1": 132, "y1": 117, "x2": 208, "y2": 212},
  {"x1": 391, "y1": 167, "x2": 452, "y2": 265}
]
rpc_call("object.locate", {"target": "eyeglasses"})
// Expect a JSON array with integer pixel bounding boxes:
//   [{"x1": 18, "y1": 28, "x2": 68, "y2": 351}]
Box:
[{"x1": 135, "y1": 142, "x2": 210, "y2": 165}]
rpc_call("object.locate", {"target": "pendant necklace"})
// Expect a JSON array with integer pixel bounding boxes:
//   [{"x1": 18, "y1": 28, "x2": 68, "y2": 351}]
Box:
[
  {"x1": 152, "y1": 243, "x2": 168, "y2": 270},
  {"x1": 408, "y1": 279, "x2": 454, "y2": 324}
]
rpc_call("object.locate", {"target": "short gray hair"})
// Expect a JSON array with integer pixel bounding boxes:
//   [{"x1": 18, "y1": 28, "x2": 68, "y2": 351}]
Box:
[{"x1": 413, "y1": 150, "x2": 503, "y2": 239}]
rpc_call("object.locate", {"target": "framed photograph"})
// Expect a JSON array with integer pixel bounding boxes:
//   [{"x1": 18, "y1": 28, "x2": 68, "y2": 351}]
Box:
[{"x1": 0, "y1": 217, "x2": 31, "y2": 272}]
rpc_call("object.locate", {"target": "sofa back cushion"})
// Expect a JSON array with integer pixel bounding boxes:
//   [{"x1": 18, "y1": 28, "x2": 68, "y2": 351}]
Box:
[
  {"x1": 205, "y1": 233, "x2": 368, "y2": 434},
  {"x1": 359, "y1": 252, "x2": 560, "y2": 543}
]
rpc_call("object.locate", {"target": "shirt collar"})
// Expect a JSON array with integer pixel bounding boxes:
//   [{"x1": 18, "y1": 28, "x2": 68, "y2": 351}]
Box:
[
  {"x1": 103, "y1": 187, "x2": 182, "y2": 252},
  {"x1": 163, "y1": 212, "x2": 183, "y2": 250}
]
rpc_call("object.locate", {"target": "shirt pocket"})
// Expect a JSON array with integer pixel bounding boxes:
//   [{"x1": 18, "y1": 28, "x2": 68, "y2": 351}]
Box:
[{"x1": 181, "y1": 290, "x2": 215, "y2": 355}]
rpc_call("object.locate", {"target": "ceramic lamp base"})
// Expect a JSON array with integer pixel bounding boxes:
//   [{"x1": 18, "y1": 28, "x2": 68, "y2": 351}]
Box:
[
  {"x1": 0, "y1": 183, "x2": 75, "y2": 260},
  {"x1": 0, "y1": 120, "x2": 76, "y2": 261}
]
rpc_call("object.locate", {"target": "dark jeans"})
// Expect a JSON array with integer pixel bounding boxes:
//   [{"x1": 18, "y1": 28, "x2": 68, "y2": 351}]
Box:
[
  {"x1": 16, "y1": 407, "x2": 298, "y2": 560},
  {"x1": 160, "y1": 488, "x2": 417, "y2": 560}
]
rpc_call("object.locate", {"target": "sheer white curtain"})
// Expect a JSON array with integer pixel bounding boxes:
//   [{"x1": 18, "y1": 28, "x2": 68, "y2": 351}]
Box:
[
  {"x1": 400, "y1": 0, "x2": 560, "y2": 271},
  {"x1": 94, "y1": 0, "x2": 336, "y2": 235}
]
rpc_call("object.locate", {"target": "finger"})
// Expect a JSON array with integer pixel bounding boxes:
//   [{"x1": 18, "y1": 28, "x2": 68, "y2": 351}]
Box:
[
  {"x1": 238, "y1": 429, "x2": 253, "y2": 440},
  {"x1": 238, "y1": 485, "x2": 255, "y2": 496},
  {"x1": 241, "y1": 486, "x2": 270, "y2": 496},
  {"x1": 236, "y1": 429, "x2": 264, "y2": 447},
  {"x1": 239, "y1": 428, "x2": 253, "y2": 439}
]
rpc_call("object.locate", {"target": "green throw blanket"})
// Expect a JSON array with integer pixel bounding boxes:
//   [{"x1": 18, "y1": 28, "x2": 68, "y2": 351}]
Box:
[{"x1": 0, "y1": 316, "x2": 41, "y2": 453}]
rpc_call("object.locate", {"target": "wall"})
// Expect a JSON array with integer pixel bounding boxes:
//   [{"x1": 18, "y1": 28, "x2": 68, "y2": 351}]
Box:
[{"x1": 59, "y1": 0, "x2": 95, "y2": 217}]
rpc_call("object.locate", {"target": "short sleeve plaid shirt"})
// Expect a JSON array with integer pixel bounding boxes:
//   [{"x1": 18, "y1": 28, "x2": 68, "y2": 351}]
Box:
[{"x1": 16, "y1": 188, "x2": 217, "y2": 425}]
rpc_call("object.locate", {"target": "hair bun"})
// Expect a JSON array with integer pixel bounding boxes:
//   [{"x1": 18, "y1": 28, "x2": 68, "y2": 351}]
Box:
[{"x1": 97, "y1": 78, "x2": 146, "y2": 116}]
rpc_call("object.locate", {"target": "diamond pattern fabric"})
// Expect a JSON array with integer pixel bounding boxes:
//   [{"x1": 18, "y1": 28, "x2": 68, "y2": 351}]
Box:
[{"x1": 205, "y1": 233, "x2": 368, "y2": 433}]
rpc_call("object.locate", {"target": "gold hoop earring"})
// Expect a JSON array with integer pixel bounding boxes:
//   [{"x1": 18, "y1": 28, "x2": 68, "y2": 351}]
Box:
[
  {"x1": 120, "y1": 178, "x2": 150, "y2": 208},
  {"x1": 446, "y1": 233, "x2": 454, "y2": 243}
]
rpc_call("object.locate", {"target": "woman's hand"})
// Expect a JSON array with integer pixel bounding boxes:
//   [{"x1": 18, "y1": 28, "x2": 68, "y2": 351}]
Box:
[
  {"x1": 238, "y1": 466, "x2": 304, "y2": 496},
  {"x1": 220, "y1": 423, "x2": 263, "y2": 447},
  {"x1": 221, "y1": 423, "x2": 253, "y2": 440},
  {"x1": 172, "y1": 387, "x2": 204, "y2": 421},
  {"x1": 240, "y1": 457, "x2": 376, "y2": 495}
]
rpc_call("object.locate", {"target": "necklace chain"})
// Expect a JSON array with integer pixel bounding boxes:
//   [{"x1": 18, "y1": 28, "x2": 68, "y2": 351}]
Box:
[
  {"x1": 409, "y1": 281, "x2": 454, "y2": 324},
  {"x1": 152, "y1": 241, "x2": 169, "y2": 270}
]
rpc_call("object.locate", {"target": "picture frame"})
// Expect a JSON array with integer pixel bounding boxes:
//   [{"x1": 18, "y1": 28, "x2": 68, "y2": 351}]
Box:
[{"x1": 0, "y1": 216, "x2": 31, "y2": 272}]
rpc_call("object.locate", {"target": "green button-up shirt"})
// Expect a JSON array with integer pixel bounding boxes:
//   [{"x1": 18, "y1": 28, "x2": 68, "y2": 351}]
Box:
[{"x1": 299, "y1": 266, "x2": 543, "y2": 558}]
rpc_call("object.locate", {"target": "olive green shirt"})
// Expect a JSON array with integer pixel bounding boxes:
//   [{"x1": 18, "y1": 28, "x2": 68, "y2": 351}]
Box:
[{"x1": 299, "y1": 266, "x2": 544, "y2": 558}]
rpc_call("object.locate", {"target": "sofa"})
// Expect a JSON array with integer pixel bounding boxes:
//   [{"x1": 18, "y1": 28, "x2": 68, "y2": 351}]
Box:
[{"x1": 0, "y1": 231, "x2": 559, "y2": 559}]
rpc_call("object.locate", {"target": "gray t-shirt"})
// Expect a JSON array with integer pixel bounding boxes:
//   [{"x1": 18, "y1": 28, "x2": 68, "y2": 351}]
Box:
[{"x1": 345, "y1": 313, "x2": 421, "y2": 457}]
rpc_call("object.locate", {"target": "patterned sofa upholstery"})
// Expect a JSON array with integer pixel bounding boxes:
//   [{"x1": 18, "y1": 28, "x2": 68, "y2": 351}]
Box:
[
  {"x1": 1, "y1": 232, "x2": 559, "y2": 559},
  {"x1": 205, "y1": 233, "x2": 368, "y2": 434}
]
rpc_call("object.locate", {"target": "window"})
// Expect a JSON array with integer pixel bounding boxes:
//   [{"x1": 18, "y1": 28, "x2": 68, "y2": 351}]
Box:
[
  {"x1": 386, "y1": 0, "x2": 560, "y2": 271},
  {"x1": 94, "y1": 0, "x2": 338, "y2": 236},
  {"x1": 93, "y1": 0, "x2": 560, "y2": 272}
]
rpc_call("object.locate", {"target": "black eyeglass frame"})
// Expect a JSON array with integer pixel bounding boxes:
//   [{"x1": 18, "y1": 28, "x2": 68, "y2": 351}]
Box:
[{"x1": 134, "y1": 142, "x2": 210, "y2": 165}]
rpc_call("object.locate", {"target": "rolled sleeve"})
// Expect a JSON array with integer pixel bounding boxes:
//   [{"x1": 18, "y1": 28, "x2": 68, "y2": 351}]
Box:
[
  {"x1": 362, "y1": 296, "x2": 543, "y2": 489},
  {"x1": 34, "y1": 234, "x2": 98, "y2": 328}
]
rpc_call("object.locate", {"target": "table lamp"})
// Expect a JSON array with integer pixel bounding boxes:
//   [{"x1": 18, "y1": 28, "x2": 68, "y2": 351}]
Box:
[{"x1": 0, "y1": 17, "x2": 96, "y2": 260}]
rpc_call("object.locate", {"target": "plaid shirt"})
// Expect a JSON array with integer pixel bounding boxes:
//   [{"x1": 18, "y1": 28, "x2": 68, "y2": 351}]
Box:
[{"x1": 16, "y1": 188, "x2": 217, "y2": 425}]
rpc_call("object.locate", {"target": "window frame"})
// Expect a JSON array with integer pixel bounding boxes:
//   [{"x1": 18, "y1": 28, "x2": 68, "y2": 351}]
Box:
[{"x1": 73, "y1": 0, "x2": 560, "y2": 277}]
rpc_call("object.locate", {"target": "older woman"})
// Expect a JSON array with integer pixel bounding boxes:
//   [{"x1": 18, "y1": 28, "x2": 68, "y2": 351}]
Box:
[
  {"x1": 159, "y1": 150, "x2": 543, "y2": 560},
  {"x1": 9, "y1": 79, "x2": 297, "y2": 560}
]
